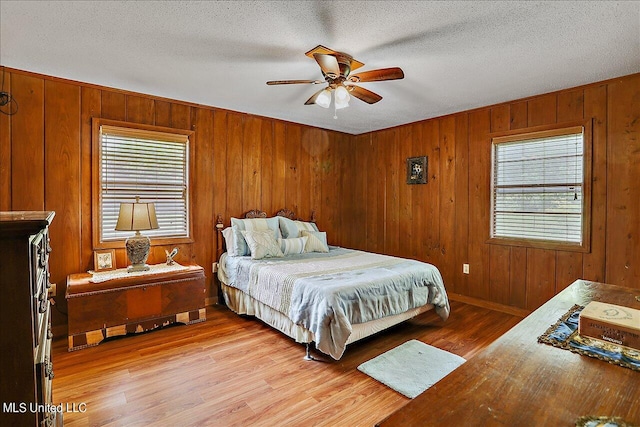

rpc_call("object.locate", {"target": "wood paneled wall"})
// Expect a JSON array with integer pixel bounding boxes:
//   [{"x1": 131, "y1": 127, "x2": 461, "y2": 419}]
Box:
[
  {"x1": 0, "y1": 68, "x2": 350, "y2": 329},
  {"x1": 342, "y1": 73, "x2": 640, "y2": 311},
  {"x1": 1, "y1": 67, "x2": 638, "y2": 330}
]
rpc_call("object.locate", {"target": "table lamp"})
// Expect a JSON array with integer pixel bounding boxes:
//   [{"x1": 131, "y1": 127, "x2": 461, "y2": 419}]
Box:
[{"x1": 115, "y1": 197, "x2": 159, "y2": 272}]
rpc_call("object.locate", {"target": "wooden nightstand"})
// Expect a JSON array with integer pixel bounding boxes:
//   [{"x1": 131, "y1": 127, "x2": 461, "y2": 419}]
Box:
[{"x1": 66, "y1": 264, "x2": 205, "y2": 351}]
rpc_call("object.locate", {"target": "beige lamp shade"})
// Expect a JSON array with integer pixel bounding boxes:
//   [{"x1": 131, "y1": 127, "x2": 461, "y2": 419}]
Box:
[{"x1": 115, "y1": 202, "x2": 159, "y2": 232}]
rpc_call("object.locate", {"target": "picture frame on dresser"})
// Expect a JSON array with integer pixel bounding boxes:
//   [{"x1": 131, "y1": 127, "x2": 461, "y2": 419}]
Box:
[{"x1": 94, "y1": 249, "x2": 116, "y2": 271}]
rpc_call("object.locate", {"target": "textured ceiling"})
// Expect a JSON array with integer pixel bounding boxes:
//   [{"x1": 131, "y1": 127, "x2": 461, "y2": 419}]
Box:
[{"x1": 1, "y1": 1, "x2": 639, "y2": 134}]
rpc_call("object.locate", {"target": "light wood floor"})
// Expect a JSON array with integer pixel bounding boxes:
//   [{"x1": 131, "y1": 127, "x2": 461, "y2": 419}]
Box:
[{"x1": 52, "y1": 301, "x2": 522, "y2": 427}]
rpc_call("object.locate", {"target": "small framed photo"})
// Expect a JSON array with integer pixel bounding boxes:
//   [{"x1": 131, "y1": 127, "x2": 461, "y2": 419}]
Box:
[
  {"x1": 94, "y1": 249, "x2": 116, "y2": 272},
  {"x1": 406, "y1": 156, "x2": 428, "y2": 184}
]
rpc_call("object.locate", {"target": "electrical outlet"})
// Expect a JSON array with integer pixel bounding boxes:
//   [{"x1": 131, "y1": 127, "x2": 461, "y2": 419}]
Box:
[
  {"x1": 212, "y1": 262, "x2": 218, "y2": 273},
  {"x1": 463, "y1": 264, "x2": 470, "y2": 274}
]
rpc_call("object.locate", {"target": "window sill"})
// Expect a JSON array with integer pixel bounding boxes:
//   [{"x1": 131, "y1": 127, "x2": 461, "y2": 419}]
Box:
[
  {"x1": 95, "y1": 236, "x2": 194, "y2": 250},
  {"x1": 486, "y1": 237, "x2": 590, "y2": 253}
]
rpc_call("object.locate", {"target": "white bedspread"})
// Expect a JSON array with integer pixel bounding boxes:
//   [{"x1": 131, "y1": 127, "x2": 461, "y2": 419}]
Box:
[{"x1": 219, "y1": 247, "x2": 449, "y2": 359}]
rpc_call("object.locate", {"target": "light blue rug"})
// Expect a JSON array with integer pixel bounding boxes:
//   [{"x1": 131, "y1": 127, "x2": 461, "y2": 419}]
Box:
[{"x1": 357, "y1": 339, "x2": 466, "y2": 398}]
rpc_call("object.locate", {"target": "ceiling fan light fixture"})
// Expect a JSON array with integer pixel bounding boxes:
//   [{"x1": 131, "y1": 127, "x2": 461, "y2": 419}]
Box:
[
  {"x1": 268, "y1": 45, "x2": 403, "y2": 110},
  {"x1": 335, "y1": 85, "x2": 350, "y2": 104},
  {"x1": 335, "y1": 96, "x2": 349, "y2": 110},
  {"x1": 316, "y1": 88, "x2": 332, "y2": 108}
]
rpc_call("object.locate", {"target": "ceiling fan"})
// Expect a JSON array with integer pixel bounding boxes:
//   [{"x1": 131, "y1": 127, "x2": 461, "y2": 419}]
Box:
[{"x1": 266, "y1": 45, "x2": 404, "y2": 112}]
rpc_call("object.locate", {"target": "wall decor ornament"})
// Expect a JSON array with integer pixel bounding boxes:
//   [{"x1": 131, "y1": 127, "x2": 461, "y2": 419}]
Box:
[
  {"x1": 94, "y1": 249, "x2": 116, "y2": 272},
  {"x1": 406, "y1": 156, "x2": 428, "y2": 184},
  {"x1": 165, "y1": 247, "x2": 178, "y2": 265}
]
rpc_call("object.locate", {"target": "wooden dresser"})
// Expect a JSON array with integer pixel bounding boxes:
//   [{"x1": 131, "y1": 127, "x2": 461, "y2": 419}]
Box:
[
  {"x1": 0, "y1": 211, "x2": 61, "y2": 426},
  {"x1": 66, "y1": 264, "x2": 206, "y2": 350}
]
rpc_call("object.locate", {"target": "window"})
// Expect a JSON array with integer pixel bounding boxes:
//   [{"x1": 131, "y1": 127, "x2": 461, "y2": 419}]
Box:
[
  {"x1": 490, "y1": 124, "x2": 591, "y2": 251},
  {"x1": 92, "y1": 119, "x2": 193, "y2": 248}
]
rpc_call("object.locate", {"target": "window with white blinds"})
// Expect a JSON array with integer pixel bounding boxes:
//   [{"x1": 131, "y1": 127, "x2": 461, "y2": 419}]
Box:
[
  {"x1": 98, "y1": 124, "x2": 190, "y2": 242},
  {"x1": 491, "y1": 126, "x2": 586, "y2": 246}
]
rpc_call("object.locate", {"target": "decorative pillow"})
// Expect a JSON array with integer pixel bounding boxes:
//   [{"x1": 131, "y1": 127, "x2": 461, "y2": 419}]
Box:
[
  {"x1": 221, "y1": 227, "x2": 237, "y2": 256},
  {"x1": 295, "y1": 220, "x2": 319, "y2": 234},
  {"x1": 231, "y1": 217, "x2": 280, "y2": 256},
  {"x1": 278, "y1": 216, "x2": 299, "y2": 239},
  {"x1": 241, "y1": 230, "x2": 284, "y2": 260},
  {"x1": 300, "y1": 230, "x2": 329, "y2": 253},
  {"x1": 278, "y1": 216, "x2": 319, "y2": 238},
  {"x1": 278, "y1": 236, "x2": 308, "y2": 255}
]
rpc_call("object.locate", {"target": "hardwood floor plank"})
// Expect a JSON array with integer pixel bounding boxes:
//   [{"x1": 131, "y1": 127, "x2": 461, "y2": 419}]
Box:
[{"x1": 52, "y1": 301, "x2": 521, "y2": 426}]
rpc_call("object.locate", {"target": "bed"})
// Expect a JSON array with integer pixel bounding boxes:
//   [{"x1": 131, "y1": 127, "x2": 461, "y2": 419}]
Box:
[{"x1": 215, "y1": 209, "x2": 450, "y2": 360}]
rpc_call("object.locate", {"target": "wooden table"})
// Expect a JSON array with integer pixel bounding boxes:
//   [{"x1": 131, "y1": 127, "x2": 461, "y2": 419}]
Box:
[
  {"x1": 66, "y1": 264, "x2": 205, "y2": 350},
  {"x1": 377, "y1": 280, "x2": 640, "y2": 426}
]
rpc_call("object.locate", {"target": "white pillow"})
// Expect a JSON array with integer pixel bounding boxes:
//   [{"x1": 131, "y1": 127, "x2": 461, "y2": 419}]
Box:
[
  {"x1": 300, "y1": 230, "x2": 329, "y2": 253},
  {"x1": 241, "y1": 229, "x2": 284, "y2": 260},
  {"x1": 278, "y1": 237, "x2": 308, "y2": 255},
  {"x1": 221, "y1": 227, "x2": 237, "y2": 256},
  {"x1": 231, "y1": 217, "x2": 280, "y2": 256}
]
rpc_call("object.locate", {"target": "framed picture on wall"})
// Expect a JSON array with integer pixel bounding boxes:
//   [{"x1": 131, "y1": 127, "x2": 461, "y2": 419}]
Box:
[
  {"x1": 406, "y1": 156, "x2": 428, "y2": 184},
  {"x1": 94, "y1": 249, "x2": 116, "y2": 272}
]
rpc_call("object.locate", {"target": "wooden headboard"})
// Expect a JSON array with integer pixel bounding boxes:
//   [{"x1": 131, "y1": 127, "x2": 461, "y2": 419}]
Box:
[{"x1": 215, "y1": 209, "x2": 316, "y2": 261}]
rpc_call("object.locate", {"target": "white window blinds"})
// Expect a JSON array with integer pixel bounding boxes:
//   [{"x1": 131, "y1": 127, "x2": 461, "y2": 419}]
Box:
[
  {"x1": 491, "y1": 127, "x2": 584, "y2": 244},
  {"x1": 99, "y1": 125, "x2": 189, "y2": 242}
]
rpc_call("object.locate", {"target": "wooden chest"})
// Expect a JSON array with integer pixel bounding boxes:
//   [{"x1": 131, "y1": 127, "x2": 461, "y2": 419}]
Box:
[{"x1": 66, "y1": 264, "x2": 206, "y2": 350}]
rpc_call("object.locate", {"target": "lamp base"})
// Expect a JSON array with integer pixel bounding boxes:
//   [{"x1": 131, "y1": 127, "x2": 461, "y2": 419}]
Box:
[
  {"x1": 127, "y1": 263, "x2": 150, "y2": 273},
  {"x1": 125, "y1": 234, "x2": 151, "y2": 273}
]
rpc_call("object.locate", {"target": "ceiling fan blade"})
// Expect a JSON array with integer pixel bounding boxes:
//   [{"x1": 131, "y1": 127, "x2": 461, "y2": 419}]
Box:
[
  {"x1": 266, "y1": 80, "x2": 324, "y2": 85},
  {"x1": 313, "y1": 53, "x2": 340, "y2": 78},
  {"x1": 304, "y1": 88, "x2": 326, "y2": 105},
  {"x1": 348, "y1": 85, "x2": 383, "y2": 104},
  {"x1": 306, "y1": 45, "x2": 365, "y2": 73},
  {"x1": 348, "y1": 67, "x2": 404, "y2": 83},
  {"x1": 305, "y1": 45, "x2": 336, "y2": 58}
]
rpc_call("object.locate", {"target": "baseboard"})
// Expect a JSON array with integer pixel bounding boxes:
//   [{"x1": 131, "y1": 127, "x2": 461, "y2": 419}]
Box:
[{"x1": 447, "y1": 293, "x2": 530, "y2": 318}]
